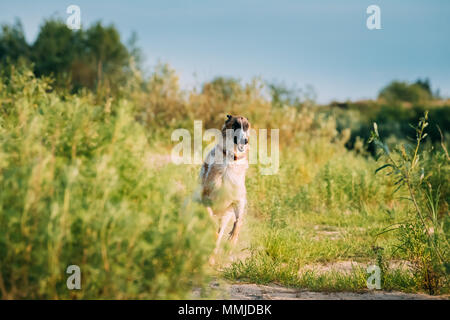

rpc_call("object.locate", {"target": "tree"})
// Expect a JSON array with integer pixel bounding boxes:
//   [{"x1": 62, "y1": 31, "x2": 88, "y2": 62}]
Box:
[
  {"x1": 32, "y1": 19, "x2": 82, "y2": 87},
  {"x1": 0, "y1": 19, "x2": 30, "y2": 65},
  {"x1": 1, "y1": 18, "x2": 133, "y2": 93},
  {"x1": 83, "y1": 22, "x2": 130, "y2": 91},
  {"x1": 415, "y1": 78, "x2": 432, "y2": 96},
  {"x1": 378, "y1": 80, "x2": 432, "y2": 104},
  {"x1": 202, "y1": 77, "x2": 242, "y2": 101},
  {"x1": 267, "y1": 81, "x2": 301, "y2": 108}
]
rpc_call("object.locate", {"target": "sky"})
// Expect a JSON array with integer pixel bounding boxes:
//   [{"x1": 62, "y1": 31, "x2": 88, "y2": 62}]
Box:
[{"x1": 0, "y1": 0, "x2": 449, "y2": 103}]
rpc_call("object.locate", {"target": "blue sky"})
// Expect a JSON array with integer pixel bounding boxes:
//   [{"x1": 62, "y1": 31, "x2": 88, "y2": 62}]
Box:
[{"x1": 1, "y1": 0, "x2": 449, "y2": 103}]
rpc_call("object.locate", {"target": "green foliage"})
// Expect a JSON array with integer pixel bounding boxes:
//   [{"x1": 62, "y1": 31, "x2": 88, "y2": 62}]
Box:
[
  {"x1": 370, "y1": 112, "x2": 449, "y2": 294},
  {"x1": 0, "y1": 19, "x2": 29, "y2": 65},
  {"x1": 202, "y1": 77, "x2": 243, "y2": 102},
  {"x1": 0, "y1": 19, "x2": 133, "y2": 94},
  {"x1": 32, "y1": 20, "x2": 81, "y2": 86},
  {"x1": 332, "y1": 103, "x2": 450, "y2": 155},
  {"x1": 223, "y1": 138, "x2": 411, "y2": 292},
  {"x1": 0, "y1": 68, "x2": 213, "y2": 299},
  {"x1": 267, "y1": 81, "x2": 316, "y2": 109},
  {"x1": 415, "y1": 78, "x2": 433, "y2": 97},
  {"x1": 378, "y1": 80, "x2": 432, "y2": 104},
  {"x1": 1, "y1": 17, "x2": 449, "y2": 297},
  {"x1": 82, "y1": 22, "x2": 130, "y2": 91},
  {"x1": 223, "y1": 110, "x2": 448, "y2": 295}
]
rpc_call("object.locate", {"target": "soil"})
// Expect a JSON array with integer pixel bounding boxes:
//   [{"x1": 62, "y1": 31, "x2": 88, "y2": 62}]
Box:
[{"x1": 193, "y1": 281, "x2": 448, "y2": 300}]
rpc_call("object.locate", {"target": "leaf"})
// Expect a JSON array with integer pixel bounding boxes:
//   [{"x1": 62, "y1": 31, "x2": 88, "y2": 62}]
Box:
[
  {"x1": 374, "y1": 140, "x2": 390, "y2": 155},
  {"x1": 398, "y1": 196, "x2": 413, "y2": 202},
  {"x1": 376, "y1": 224, "x2": 402, "y2": 237},
  {"x1": 393, "y1": 184, "x2": 403, "y2": 194},
  {"x1": 375, "y1": 164, "x2": 394, "y2": 174}
]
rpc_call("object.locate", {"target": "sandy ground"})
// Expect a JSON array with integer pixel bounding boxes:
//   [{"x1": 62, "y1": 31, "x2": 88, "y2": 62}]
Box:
[
  {"x1": 226, "y1": 283, "x2": 447, "y2": 300},
  {"x1": 193, "y1": 281, "x2": 448, "y2": 300}
]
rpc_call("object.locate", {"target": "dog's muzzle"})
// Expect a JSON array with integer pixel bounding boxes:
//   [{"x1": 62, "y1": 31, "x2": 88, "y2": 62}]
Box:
[{"x1": 234, "y1": 130, "x2": 248, "y2": 153}]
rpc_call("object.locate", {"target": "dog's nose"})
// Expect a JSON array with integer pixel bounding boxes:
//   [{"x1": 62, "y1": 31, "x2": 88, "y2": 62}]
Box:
[{"x1": 244, "y1": 138, "x2": 248, "y2": 145}]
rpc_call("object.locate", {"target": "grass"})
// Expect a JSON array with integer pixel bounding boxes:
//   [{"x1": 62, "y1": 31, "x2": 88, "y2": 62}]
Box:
[
  {"x1": 0, "y1": 69, "x2": 214, "y2": 299},
  {"x1": 222, "y1": 141, "x2": 449, "y2": 294},
  {"x1": 224, "y1": 261, "x2": 416, "y2": 293},
  {"x1": 0, "y1": 66, "x2": 448, "y2": 299}
]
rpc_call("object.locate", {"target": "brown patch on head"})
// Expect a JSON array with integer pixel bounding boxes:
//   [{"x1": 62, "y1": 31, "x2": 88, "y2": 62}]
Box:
[{"x1": 222, "y1": 115, "x2": 250, "y2": 134}]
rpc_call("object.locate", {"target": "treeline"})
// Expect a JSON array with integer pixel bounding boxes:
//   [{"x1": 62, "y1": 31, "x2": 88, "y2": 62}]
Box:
[
  {"x1": 1, "y1": 18, "x2": 448, "y2": 154},
  {"x1": 331, "y1": 103, "x2": 450, "y2": 155},
  {"x1": 0, "y1": 19, "x2": 140, "y2": 93},
  {"x1": 265, "y1": 77, "x2": 449, "y2": 154}
]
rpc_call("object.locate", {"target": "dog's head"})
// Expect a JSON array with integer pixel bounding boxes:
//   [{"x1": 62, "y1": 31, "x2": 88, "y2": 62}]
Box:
[{"x1": 222, "y1": 115, "x2": 250, "y2": 153}]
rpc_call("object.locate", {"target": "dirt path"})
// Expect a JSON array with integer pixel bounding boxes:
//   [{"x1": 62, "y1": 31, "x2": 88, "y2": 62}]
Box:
[
  {"x1": 193, "y1": 281, "x2": 447, "y2": 300},
  {"x1": 227, "y1": 283, "x2": 447, "y2": 300}
]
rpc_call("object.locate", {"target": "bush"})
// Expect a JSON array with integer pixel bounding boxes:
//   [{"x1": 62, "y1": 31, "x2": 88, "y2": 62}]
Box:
[
  {"x1": 0, "y1": 68, "x2": 213, "y2": 299},
  {"x1": 378, "y1": 80, "x2": 432, "y2": 104}
]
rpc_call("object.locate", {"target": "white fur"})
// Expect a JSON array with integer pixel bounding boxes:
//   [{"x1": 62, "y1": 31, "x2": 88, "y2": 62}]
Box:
[{"x1": 200, "y1": 143, "x2": 248, "y2": 259}]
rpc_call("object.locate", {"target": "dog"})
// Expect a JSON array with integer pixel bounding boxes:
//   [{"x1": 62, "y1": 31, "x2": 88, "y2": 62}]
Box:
[{"x1": 199, "y1": 115, "x2": 250, "y2": 259}]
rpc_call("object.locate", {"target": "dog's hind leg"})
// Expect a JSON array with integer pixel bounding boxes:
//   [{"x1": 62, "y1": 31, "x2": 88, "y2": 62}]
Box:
[{"x1": 229, "y1": 219, "x2": 243, "y2": 245}]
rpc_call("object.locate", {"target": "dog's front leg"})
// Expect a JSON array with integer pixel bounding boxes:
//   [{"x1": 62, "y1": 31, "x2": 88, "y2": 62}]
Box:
[
  {"x1": 229, "y1": 199, "x2": 246, "y2": 244},
  {"x1": 209, "y1": 209, "x2": 234, "y2": 265}
]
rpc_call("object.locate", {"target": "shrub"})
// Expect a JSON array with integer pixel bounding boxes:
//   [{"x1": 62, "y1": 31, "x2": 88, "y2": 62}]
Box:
[
  {"x1": 0, "y1": 67, "x2": 213, "y2": 299},
  {"x1": 370, "y1": 113, "x2": 449, "y2": 294},
  {"x1": 378, "y1": 80, "x2": 432, "y2": 104}
]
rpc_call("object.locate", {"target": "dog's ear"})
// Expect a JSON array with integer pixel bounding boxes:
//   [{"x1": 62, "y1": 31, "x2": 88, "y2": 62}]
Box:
[{"x1": 226, "y1": 114, "x2": 232, "y2": 122}]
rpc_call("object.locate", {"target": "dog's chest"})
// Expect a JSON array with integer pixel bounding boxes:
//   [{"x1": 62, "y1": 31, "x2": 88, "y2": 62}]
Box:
[
  {"x1": 205, "y1": 160, "x2": 247, "y2": 204},
  {"x1": 222, "y1": 163, "x2": 246, "y2": 191}
]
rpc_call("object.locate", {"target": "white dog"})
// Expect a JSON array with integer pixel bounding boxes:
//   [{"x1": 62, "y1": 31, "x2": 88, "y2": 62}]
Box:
[{"x1": 199, "y1": 115, "x2": 250, "y2": 258}]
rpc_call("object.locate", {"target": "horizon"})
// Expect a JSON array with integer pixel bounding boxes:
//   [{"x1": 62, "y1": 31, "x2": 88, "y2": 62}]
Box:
[{"x1": 1, "y1": 0, "x2": 449, "y2": 103}]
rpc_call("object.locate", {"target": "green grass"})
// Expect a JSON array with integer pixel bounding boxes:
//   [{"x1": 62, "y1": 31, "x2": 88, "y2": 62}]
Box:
[
  {"x1": 224, "y1": 257, "x2": 417, "y2": 293},
  {"x1": 0, "y1": 70, "x2": 214, "y2": 299},
  {"x1": 0, "y1": 67, "x2": 448, "y2": 299},
  {"x1": 222, "y1": 144, "x2": 448, "y2": 294}
]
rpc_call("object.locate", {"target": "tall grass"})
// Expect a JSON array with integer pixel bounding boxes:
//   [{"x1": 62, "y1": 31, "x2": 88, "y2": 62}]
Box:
[
  {"x1": 370, "y1": 113, "x2": 449, "y2": 294},
  {"x1": 224, "y1": 111, "x2": 448, "y2": 294},
  {"x1": 0, "y1": 67, "x2": 213, "y2": 299},
  {"x1": 0, "y1": 65, "x2": 448, "y2": 298}
]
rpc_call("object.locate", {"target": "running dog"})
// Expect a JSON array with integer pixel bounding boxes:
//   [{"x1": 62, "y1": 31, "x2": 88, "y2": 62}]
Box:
[{"x1": 199, "y1": 115, "x2": 250, "y2": 258}]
